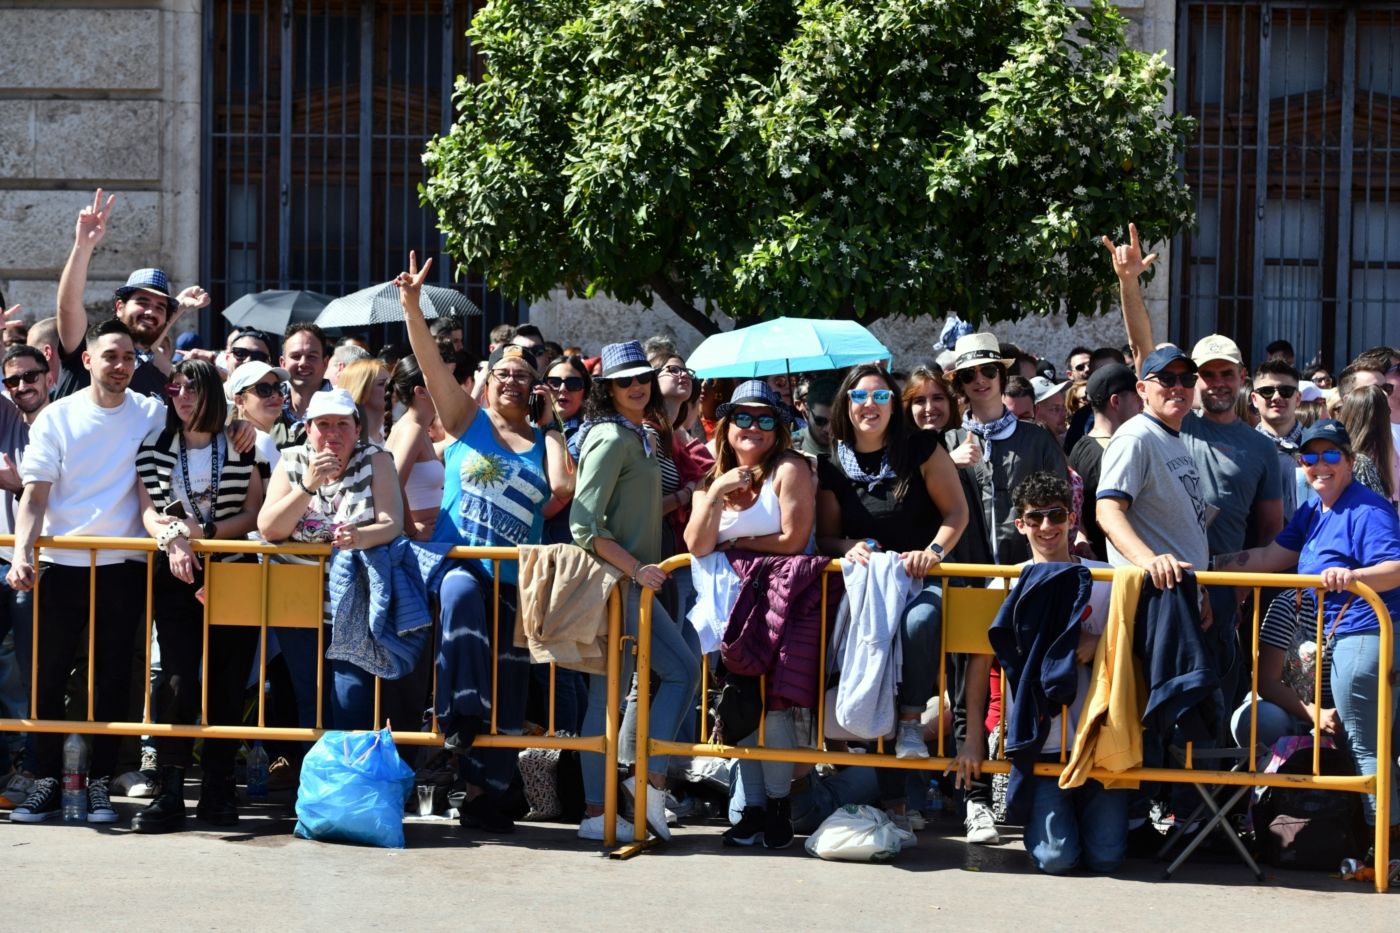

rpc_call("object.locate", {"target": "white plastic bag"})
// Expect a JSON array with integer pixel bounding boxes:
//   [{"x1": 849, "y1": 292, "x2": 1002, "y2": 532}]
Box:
[{"x1": 803, "y1": 804, "x2": 914, "y2": 862}]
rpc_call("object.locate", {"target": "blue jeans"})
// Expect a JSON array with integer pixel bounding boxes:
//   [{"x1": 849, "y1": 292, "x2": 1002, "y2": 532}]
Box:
[
  {"x1": 732, "y1": 765, "x2": 882, "y2": 834},
  {"x1": 737, "y1": 708, "x2": 798, "y2": 800},
  {"x1": 581, "y1": 584, "x2": 700, "y2": 807},
  {"x1": 1230, "y1": 697, "x2": 1309, "y2": 750},
  {"x1": 898, "y1": 580, "x2": 943, "y2": 715},
  {"x1": 1330, "y1": 632, "x2": 1400, "y2": 826},
  {"x1": 1023, "y1": 776, "x2": 1130, "y2": 874}
]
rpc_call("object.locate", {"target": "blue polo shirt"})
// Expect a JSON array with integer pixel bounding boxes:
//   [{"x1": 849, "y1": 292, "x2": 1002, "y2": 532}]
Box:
[{"x1": 1275, "y1": 479, "x2": 1400, "y2": 637}]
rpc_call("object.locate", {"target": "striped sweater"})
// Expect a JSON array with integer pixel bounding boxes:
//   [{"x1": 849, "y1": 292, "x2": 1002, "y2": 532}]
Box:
[{"x1": 136, "y1": 427, "x2": 259, "y2": 562}]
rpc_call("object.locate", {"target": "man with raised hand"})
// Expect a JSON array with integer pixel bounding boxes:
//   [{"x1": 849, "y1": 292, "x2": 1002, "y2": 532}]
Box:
[{"x1": 54, "y1": 189, "x2": 211, "y2": 400}]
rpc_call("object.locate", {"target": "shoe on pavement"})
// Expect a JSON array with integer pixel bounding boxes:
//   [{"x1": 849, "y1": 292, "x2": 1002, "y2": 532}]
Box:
[
  {"x1": 577, "y1": 813, "x2": 635, "y2": 843},
  {"x1": 964, "y1": 799, "x2": 1001, "y2": 845},
  {"x1": 131, "y1": 767, "x2": 187, "y2": 834},
  {"x1": 622, "y1": 776, "x2": 671, "y2": 841},
  {"x1": 86, "y1": 776, "x2": 118, "y2": 824},
  {"x1": 906, "y1": 808, "x2": 927, "y2": 832},
  {"x1": 459, "y1": 793, "x2": 515, "y2": 834},
  {"x1": 895, "y1": 720, "x2": 930, "y2": 759},
  {"x1": 195, "y1": 775, "x2": 240, "y2": 827},
  {"x1": 0, "y1": 771, "x2": 35, "y2": 809},
  {"x1": 763, "y1": 797, "x2": 794, "y2": 850},
  {"x1": 722, "y1": 806, "x2": 765, "y2": 847},
  {"x1": 885, "y1": 808, "x2": 918, "y2": 845},
  {"x1": 9, "y1": 777, "x2": 60, "y2": 823}
]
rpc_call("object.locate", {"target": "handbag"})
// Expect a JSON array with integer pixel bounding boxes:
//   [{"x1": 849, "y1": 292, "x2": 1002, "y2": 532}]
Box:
[{"x1": 710, "y1": 668, "x2": 762, "y2": 745}]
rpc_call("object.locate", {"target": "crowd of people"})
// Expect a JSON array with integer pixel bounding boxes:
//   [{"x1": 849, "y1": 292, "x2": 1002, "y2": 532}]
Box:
[{"x1": 0, "y1": 192, "x2": 1397, "y2": 876}]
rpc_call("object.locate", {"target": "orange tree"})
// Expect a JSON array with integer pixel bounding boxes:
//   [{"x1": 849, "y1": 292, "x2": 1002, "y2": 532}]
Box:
[{"x1": 423, "y1": 0, "x2": 1193, "y2": 335}]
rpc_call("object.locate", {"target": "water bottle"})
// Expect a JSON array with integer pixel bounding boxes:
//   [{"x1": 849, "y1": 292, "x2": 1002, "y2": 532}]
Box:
[
  {"x1": 925, "y1": 779, "x2": 945, "y2": 816},
  {"x1": 62, "y1": 733, "x2": 88, "y2": 822},
  {"x1": 246, "y1": 741, "x2": 269, "y2": 800}
]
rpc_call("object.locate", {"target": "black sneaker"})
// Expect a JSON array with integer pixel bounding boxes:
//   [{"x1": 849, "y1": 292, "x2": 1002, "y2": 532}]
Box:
[
  {"x1": 10, "y1": 777, "x2": 60, "y2": 823},
  {"x1": 459, "y1": 793, "x2": 515, "y2": 834},
  {"x1": 763, "y1": 796, "x2": 794, "y2": 850},
  {"x1": 87, "y1": 776, "x2": 118, "y2": 824},
  {"x1": 722, "y1": 806, "x2": 765, "y2": 847}
]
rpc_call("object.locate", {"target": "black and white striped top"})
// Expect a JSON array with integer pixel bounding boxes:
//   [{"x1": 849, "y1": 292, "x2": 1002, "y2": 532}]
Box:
[{"x1": 136, "y1": 427, "x2": 259, "y2": 562}]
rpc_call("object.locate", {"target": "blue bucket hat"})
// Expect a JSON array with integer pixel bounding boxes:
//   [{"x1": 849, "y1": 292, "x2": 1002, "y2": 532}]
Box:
[
  {"x1": 715, "y1": 378, "x2": 796, "y2": 424},
  {"x1": 597, "y1": 340, "x2": 653, "y2": 380},
  {"x1": 115, "y1": 268, "x2": 173, "y2": 303}
]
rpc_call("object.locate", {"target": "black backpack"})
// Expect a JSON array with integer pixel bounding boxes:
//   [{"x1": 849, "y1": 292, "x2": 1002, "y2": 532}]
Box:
[{"x1": 1252, "y1": 742, "x2": 1365, "y2": 870}]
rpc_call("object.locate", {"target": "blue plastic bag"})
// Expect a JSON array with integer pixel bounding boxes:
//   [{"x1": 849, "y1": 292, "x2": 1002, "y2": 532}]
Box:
[{"x1": 293, "y1": 728, "x2": 415, "y2": 848}]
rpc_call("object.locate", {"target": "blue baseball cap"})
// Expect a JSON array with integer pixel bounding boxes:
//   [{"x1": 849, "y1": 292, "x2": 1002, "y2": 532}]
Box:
[
  {"x1": 1139, "y1": 346, "x2": 1197, "y2": 379},
  {"x1": 1299, "y1": 419, "x2": 1351, "y2": 451}
]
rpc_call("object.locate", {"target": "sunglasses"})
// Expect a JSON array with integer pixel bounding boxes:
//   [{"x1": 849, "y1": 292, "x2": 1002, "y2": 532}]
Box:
[
  {"x1": 165, "y1": 382, "x2": 199, "y2": 398},
  {"x1": 545, "y1": 375, "x2": 585, "y2": 392},
  {"x1": 611, "y1": 371, "x2": 656, "y2": 389},
  {"x1": 809, "y1": 414, "x2": 830, "y2": 428},
  {"x1": 240, "y1": 381, "x2": 283, "y2": 399},
  {"x1": 1253, "y1": 385, "x2": 1298, "y2": 400},
  {"x1": 956, "y1": 364, "x2": 1001, "y2": 385},
  {"x1": 1072, "y1": 362, "x2": 1090, "y2": 372},
  {"x1": 848, "y1": 388, "x2": 893, "y2": 405},
  {"x1": 1380, "y1": 382, "x2": 1396, "y2": 396},
  {"x1": 1299, "y1": 449, "x2": 1345, "y2": 466},
  {"x1": 1, "y1": 370, "x2": 45, "y2": 390},
  {"x1": 1147, "y1": 371, "x2": 1199, "y2": 389},
  {"x1": 1021, "y1": 507, "x2": 1070, "y2": 527},
  {"x1": 660, "y1": 365, "x2": 695, "y2": 379},
  {"x1": 730, "y1": 412, "x2": 777, "y2": 431},
  {"x1": 229, "y1": 346, "x2": 270, "y2": 364}
]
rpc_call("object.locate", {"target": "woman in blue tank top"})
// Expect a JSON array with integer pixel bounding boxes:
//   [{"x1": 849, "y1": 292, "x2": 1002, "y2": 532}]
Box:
[{"x1": 397, "y1": 254, "x2": 572, "y2": 833}]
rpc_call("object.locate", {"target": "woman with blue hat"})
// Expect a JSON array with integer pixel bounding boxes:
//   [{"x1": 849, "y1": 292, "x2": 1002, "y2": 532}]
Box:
[
  {"x1": 571, "y1": 340, "x2": 702, "y2": 843},
  {"x1": 1212, "y1": 419, "x2": 1400, "y2": 856}
]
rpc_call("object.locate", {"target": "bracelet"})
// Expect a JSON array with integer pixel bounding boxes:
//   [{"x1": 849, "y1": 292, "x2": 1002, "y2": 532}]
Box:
[
  {"x1": 155, "y1": 521, "x2": 191, "y2": 553},
  {"x1": 296, "y1": 477, "x2": 315, "y2": 496},
  {"x1": 630, "y1": 558, "x2": 642, "y2": 581}
]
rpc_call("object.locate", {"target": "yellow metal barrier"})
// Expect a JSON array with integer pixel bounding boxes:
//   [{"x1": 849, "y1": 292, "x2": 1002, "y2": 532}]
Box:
[
  {"x1": 0, "y1": 535, "x2": 625, "y2": 845},
  {"x1": 627, "y1": 557, "x2": 1393, "y2": 891}
]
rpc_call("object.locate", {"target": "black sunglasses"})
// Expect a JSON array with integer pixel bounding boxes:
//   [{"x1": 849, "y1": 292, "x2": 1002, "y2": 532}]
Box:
[
  {"x1": 1254, "y1": 385, "x2": 1298, "y2": 400},
  {"x1": 611, "y1": 371, "x2": 655, "y2": 389},
  {"x1": 230, "y1": 346, "x2": 270, "y2": 363},
  {"x1": 545, "y1": 375, "x2": 585, "y2": 392},
  {"x1": 809, "y1": 414, "x2": 830, "y2": 428},
  {"x1": 731, "y1": 412, "x2": 777, "y2": 431},
  {"x1": 2, "y1": 370, "x2": 45, "y2": 390},
  {"x1": 240, "y1": 381, "x2": 283, "y2": 399},
  {"x1": 1021, "y1": 507, "x2": 1070, "y2": 527},
  {"x1": 1148, "y1": 371, "x2": 1199, "y2": 389},
  {"x1": 956, "y1": 363, "x2": 1001, "y2": 385}
]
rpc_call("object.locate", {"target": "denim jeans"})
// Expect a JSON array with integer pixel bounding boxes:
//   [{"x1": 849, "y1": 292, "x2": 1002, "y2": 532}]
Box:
[
  {"x1": 329, "y1": 648, "x2": 431, "y2": 767},
  {"x1": 731, "y1": 765, "x2": 882, "y2": 834},
  {"x1": 1330, "y1": 632, "x2": 1400, "y2": 826},
  {"x1": 737, "y1": 708, "x2": 798, "y2": 800},
  {"x1": 898, "y1": 580, "x2": 943, "y2": 715},
  {"x1": 581, "y1": 584, "x2": 700, "y2": 807},
  {"x1": 1023, "y1": 776, "x2": 1130, "y2": 874},
  {"x1": 1229, "y1": 697, "x2": 1309, "y2": 751}
]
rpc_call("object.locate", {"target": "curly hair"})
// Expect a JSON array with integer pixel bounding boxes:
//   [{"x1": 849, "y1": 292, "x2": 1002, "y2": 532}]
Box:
[{"x1": 1012, "y1": 471, "x2": 1072, "y2": 515}]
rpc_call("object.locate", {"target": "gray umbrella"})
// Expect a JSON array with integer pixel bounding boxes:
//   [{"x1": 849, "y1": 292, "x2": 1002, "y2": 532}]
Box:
[
  {"x1": 221, "y1": 289, "x2": 336, "y2": 333},
  {"x1": 421, "y1": 286, "x2": 482, "y2": 318},
  {"x1": 315, "y1": 281, "x2": 440, "y2": 328}
]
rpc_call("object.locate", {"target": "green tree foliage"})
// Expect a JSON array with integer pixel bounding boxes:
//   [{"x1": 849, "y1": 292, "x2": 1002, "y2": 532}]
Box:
[{"x1": 423, "y1": 0, "x2": 1194, "y2": 335}]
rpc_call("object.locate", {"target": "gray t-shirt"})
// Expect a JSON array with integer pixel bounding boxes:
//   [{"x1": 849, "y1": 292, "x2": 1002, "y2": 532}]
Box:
[
  {"x1": 1180, "y1": 413, "x2": 1282, "y2": 553},
  {"x1": 1096, "y1": 413, "x2": 1210, "y2": 570}
]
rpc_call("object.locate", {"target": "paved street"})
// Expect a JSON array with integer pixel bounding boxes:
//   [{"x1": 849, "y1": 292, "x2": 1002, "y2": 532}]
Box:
[{"x1": 6, "y1": 795, "x2": 1392, "y2": 931}]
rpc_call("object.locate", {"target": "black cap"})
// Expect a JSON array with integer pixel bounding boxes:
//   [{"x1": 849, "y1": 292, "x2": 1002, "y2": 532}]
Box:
[
  {"x1": 1086, "y1": 363, "x2": 1138, "y2": 409},
  {"x1": 1299, "y1": 419, "x2": 1351, "y2": 451}
]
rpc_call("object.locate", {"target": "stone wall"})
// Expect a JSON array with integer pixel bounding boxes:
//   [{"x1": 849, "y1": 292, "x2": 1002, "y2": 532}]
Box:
[
  {"x1": 0, "y1": 1, "x2": 202, "y2": 323},
  {"x1": 529, "y1": 0, "x2": 1177, "y2": 371}
]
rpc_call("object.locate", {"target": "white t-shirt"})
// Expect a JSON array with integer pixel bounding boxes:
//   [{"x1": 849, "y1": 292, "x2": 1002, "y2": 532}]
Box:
[
  {"x1": 21, "y1": 389, "x2": 165, "y2": 565},
  {"x1": 992, "y1": 558, "x2": 1111, "y2": 755}
]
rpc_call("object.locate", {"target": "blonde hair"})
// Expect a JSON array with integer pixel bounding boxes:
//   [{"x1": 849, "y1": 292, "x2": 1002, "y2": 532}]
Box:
[{"x1": 337, "y1": 358, "x2": 389, "y2": 440}]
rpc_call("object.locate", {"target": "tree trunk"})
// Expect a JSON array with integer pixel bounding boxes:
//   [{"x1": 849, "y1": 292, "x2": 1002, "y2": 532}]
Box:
[{"x1": 648, "y1": 275, "x2": 721, "y2": 337}]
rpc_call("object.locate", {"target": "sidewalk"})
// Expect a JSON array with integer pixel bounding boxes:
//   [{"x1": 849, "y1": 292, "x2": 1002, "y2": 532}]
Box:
[{"x1": 5, "y1": 797, "x2": 1390, "y2": 931}]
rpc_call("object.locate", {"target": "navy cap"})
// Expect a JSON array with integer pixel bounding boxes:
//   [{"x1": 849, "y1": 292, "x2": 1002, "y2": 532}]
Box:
[
  {"x1": 1299, "y1": 418, "x2": 1351, "y2": 451},
  {"x1": 1139, "y1": 346, "x2": 1196, "y2": 379}
]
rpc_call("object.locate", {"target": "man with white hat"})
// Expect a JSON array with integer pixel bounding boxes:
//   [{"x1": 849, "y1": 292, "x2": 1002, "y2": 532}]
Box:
[
  {"x1": 944, "y1": 330, "x2": 1067, "y2": 848},
  {"x1": 1030, "y1": 375, "x2": 1071, "y2": 446},
  {"x1": 54, "y1": 189, "x2": 211, "y2": 400}
]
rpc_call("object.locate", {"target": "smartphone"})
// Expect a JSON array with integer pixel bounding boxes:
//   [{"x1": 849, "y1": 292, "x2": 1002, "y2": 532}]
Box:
[
  {"x1": 163, "y1": 501, "x2": 187, "y2": 519},
  {"x1": 528, "y1": 383, "x2": 548, "y2": 426}
]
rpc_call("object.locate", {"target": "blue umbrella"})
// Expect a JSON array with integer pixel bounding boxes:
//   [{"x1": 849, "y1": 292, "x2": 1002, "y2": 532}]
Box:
[{"x1": 687, "y1": 317, "x2": 892, "y2": 378}]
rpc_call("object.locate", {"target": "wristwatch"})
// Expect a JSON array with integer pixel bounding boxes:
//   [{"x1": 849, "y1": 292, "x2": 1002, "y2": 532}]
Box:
[
  {"x1": 926, "y1": 541, "x2": 945, "y2": 558},
  {"x1": 202, "y1": 520, "x2": 217, "y2": 539}
]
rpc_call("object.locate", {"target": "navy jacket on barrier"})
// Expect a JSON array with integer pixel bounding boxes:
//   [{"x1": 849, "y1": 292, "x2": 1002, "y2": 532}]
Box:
[
  {"x1": 988, "y1": 561, "x2": 1094, "y2": 823},
  {"x1": 1134, "y1": 574, "x2": 1220, "y2": 761}
]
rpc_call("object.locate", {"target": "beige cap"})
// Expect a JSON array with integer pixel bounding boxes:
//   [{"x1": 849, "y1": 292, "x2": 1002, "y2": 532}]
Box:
[{"x1": 1191, "y1": 334, "x2": 1244, "y2": 366}]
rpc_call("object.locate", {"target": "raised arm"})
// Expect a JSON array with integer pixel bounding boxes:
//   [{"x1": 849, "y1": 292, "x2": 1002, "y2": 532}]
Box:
[
  {"x1": 57, "y1": 189, "x2": 117, "y2": 354},
  {"x1": 396, "y1": 252, "x2": 476, "y2": 436},
  {"x1": 1102, "y1": 222, "x2": 1158, "y2": 375}
]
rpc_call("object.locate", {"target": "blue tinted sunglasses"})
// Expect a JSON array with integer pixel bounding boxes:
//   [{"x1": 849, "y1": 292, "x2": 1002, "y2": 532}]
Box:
[
  {"x1": 1298, "y1": 449, "x2": 1344, "y2": 467},
  {"x1": 848, "y1": 388, "x2": 893, "y2": 405},
  {"x1": 731, "y1": 412, "x2": 777, "y2": 431}
]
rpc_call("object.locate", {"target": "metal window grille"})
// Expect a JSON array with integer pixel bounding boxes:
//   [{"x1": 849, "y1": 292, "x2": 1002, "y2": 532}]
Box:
[
  {"x1": 1173, "y1": 0, "x2": 1400, "y2": 370},
  {"x1": 200, "y1": 0, "x2": 516, "y2": 349}
]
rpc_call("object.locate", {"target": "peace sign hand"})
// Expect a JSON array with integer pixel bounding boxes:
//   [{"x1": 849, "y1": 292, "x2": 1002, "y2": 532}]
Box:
[
  {"x1": 394, "y1": 251, "x2": 435, "y2": 317},
  {"x1": 75, "y1": 188, "x2": 117, "y2": 251},
  {"x1": 1101, "y1": 221, "x2": 1158, "y2": 281},
  {"x1": 1, "y1": 303, "x2": 23, "y2": 335}
]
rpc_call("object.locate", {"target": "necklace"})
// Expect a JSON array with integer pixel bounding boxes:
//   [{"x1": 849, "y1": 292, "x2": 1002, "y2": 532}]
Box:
[{"x1": 178, "y1": 433, "x2": 222, "y2": 528}]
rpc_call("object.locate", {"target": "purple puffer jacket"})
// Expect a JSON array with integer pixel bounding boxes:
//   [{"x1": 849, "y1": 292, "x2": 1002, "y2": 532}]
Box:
[{"x1": 720, "y1": 552, "x2": 837, "y2": 709}]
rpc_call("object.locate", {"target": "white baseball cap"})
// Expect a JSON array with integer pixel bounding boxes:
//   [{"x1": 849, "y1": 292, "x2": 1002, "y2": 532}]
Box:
[
  {"x1": 225, "y1": 360, "x2": 290, "y2": 400},
  {"x1": 304, "y1": 387, "x2": 359, "y2": 421}
]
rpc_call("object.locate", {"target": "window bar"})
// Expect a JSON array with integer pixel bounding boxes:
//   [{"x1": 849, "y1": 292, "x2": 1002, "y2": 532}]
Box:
[{"x1": 1334, "y1": 5, "x2": 1356, "y2": 365}]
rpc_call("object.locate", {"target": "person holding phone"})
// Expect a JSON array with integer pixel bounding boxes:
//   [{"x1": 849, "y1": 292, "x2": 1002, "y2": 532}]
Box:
[{"x1": 130, "y1": 359, "x2": 265, "y2": 833}]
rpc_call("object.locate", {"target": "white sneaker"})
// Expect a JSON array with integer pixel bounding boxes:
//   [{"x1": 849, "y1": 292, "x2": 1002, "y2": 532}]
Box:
[
  {"x1": 577, "y1": 814, "x2": 635, "y2": 843},
  {"x1": 623, "y1": 776, "x2": 672, "y2": 841},
  {"x1": 964, "y1": 799, "x2": 1002, "y2": 845},
  {"x1": 895, "y1": 720, "x2": 930, "y2": 759},
  {"x1": 885, "y1": 809, "x2": 918, "y2": 846}
]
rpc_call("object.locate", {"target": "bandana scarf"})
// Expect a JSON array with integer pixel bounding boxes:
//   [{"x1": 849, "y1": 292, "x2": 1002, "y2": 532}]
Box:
[
  {"x1": 962, "y1": 407, "x2": 1019, "y2": 447},
  {"x1": 1257, "y1": 419, "x2": 1303, "y2": 454},
  {"x1": 574, "y1": 415, "x2": 655, "y2": 465},
  {"x1": 835, "y1": 441, "x2": 897, "y2": 493}
]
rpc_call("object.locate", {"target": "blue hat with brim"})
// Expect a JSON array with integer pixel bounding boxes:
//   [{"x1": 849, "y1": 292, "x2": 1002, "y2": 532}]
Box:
[
  {"x1": 1300, "y1": 419, "x2": 1351, "y2": 451},
  {"x1": 715, "y1": 379, "x2": 796, "y2": 424},
  {"x1": 598, "y1": 340, "x2": 653, "y2": 380},
  {"x1": 1139, "y1": 346, "x2": 1196, "y2": 379},
  {"x1": 115, "y1": 268, "x2": 173, "y2": 302}
]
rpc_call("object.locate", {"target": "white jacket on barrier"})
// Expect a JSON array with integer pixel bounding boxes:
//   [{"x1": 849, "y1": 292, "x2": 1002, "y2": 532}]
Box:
[
  {"x1": 833, "y1": 552, "x2": 918, "y2": 740},
  {"x1": 687, "y1": 551, "x2": 743, "y2": 655}
]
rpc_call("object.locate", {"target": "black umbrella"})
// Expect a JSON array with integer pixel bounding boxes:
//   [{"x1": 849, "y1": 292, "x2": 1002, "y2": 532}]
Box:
[{"x1": 221, "y1": 289, "x2": 337, "y2": 333}]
